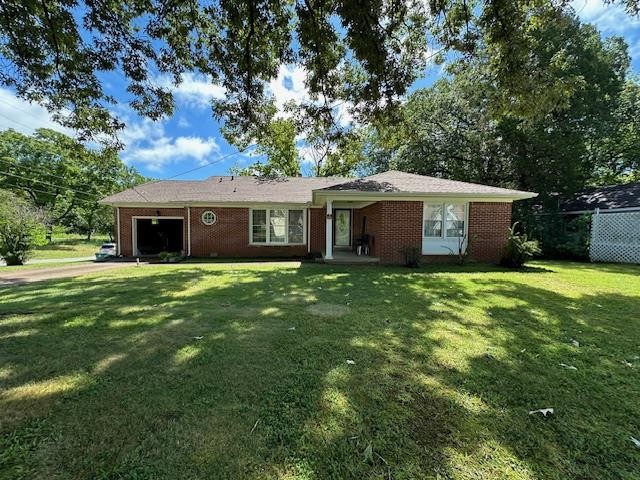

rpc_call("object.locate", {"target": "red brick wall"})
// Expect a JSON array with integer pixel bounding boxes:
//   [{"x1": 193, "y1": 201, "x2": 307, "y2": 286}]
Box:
[
  {"x1": 309, "y1": 208, "x2": 326, "y2": 254},
  {"x1": 467, "y1": 202, "x2": 512, "y2": 263},
  {"x1": 116, "y1": 201, "x2": 512, "y2": 263},
  {"x1": 189, "y1": 207, "x2": 307, "y2": 257},
  {"x1": 353, "y1": 203, "x2": 383, "y2": 256},
  {"x1": 377, "y1": 201, "x2": 424, "y2": 264},
  {"x1": 352, "y1": 201, "x2": 423, "y2": 263},
  {"x1": 118, "y1": 207, "x2": 188, "y2": 256},
  {"x1": 351, "y1": 200, "x2": 512, "y2": 264},
  {"x1": 118, "y1": 206, "x2": 309, "y2": 258}
]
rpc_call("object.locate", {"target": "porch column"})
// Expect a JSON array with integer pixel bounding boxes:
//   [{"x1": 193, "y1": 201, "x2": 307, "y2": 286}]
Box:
[
  {"x1": 116, "y1": 207, "x2": 121, "y2": 256},
  {"x1": 325, "y1": 199, "x2": 333, "y2": 259},
  {"x1": 186, "y1": 207, "x2": 191, "y2": 257}
]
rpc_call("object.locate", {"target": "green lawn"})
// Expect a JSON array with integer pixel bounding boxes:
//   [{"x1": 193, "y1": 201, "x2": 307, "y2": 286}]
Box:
[
  {"x1": 1, "y1": 261, "x2": 639, "y2": 479},
  {"x1": 31, "y1": 234, "x2": 109, "y2": 260}
]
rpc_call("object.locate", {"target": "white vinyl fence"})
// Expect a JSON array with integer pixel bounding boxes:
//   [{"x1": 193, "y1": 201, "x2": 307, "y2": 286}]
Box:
[{"x1": 590, "y1": 211, "x2": 640, "y2": 264}]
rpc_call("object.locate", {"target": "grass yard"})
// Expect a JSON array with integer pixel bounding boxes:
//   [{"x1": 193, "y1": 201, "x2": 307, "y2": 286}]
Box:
[
  {"x1": 31, "y1": 234, "x2": 109, "y2": 260},
  {"x1": 0, "y1": 261, "x2": 639, "y2": 479}
]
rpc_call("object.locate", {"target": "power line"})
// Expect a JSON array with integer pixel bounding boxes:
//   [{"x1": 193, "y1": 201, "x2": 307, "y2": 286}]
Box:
[
  {"x1": 157, "y1": 144, "x2": 257, "y2": 182},
  {"x1": 0, "y1": 110, "x2": 40, "y2": 132},
  {"x1": 0, "y1": 158, "x2": 95, "y2": 190},
  {"x1": 130, "y1": 185, "x2": 150, "y2": 202},
  {"x1": 8, "y1": 183, "x2": 100, "y2": 207},
  {"x1": 0, "y1": 170, "x2": 101, "y2": 199},
  {"x1": 0, "y1": 97, "x2": 47, "y2": 122},
  {"x1": 131, "y1": 144, "x2": 257, "y2": 201},
  {"x1": 0, "y1": 141, "x2": 255, "y2": 204}
]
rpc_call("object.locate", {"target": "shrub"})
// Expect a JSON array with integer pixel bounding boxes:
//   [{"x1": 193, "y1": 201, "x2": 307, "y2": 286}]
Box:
[
  {"x1": 517, "y1": 207, "x2": 590, "y2": 260},
  {"x1": 444, "y1": 233, "x2": 470, "y2": 265},
  {"x1": 400, "y1": 246, "x2": 421, "y2": 268},
  {"x1": 158, "y1": 251, "x2": 184, "y2": 263},
  {"x1": 0, "y1": 190, "x2": 47, "y2": 265},
  {"x1": 501, "y1": 223, "x2": 541, "y2": 268}
]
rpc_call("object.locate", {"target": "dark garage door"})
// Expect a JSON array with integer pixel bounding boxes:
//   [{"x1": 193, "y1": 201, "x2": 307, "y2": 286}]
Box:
[{"x1": 136, "y1": 218, "x2": 183, "y2": 255}]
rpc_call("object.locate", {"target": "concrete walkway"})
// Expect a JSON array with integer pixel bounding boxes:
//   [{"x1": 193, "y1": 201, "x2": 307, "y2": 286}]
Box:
[{"x1": 0, "y1": 262, "x2": 132, "y2": 286}]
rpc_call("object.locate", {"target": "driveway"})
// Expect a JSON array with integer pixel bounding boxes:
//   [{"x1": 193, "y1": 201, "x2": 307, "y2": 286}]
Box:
[
  {"x1": 0, "y1": 256, "x2": 95, "y2": 267},
  {"x1": 0, "y1": 262, "x2": 133, "y2": 286}
]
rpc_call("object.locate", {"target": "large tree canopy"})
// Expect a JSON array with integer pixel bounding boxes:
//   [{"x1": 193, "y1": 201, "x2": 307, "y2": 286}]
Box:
[
  {"x1": 367, "y1": 11, "x2": 637, "y2": 201},
  {"x1": 0, "y1": 1, "x2": 638, "y2": 146}
]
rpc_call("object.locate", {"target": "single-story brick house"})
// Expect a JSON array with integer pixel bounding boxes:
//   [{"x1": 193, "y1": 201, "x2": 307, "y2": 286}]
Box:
[{"x1": 100, "y1": 170, "x2": 537, "y2": 264}]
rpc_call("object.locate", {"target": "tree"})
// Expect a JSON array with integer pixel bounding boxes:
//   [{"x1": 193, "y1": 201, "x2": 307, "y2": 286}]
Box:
[
  {"x1": 0, "y1": 129, "x2": 88, "y2": 240},
  {"x1": 63, "y1": 150, "x2": 146, "y2": 240},
  {"x1": 590, "y1": 79, "x2": 640, "y2": 184},
  {"x1": 231, "y1": 118, "x2": 301, "y2": 176},
  {"x1": 369, "y1": 69, "x2": 511, "y2": 187},
  {"x1": 0, "y1": 128, "x2": 146, "y2": 241},
  {"x1": 69, "y1": 205, "x2": 114, "y2": 241},
  {"x1": 310, "y1": 131, "x2": 366, "y2": 176},
  {"x1": 231, "y1": 114, "x2": 365, "y2": 177},
  {"x1": 1, "y1": 1, "x2": 637, "y2": 144},
  {"x1": 367, "y1": 11, "x2": 634, "y2": 200},
  {"x1": 0, "y1": 189, "x2": 47, "y2": 265}
]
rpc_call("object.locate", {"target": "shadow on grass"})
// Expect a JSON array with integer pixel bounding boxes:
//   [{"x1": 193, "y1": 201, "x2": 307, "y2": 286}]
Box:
[{"x1": 0, "y1": 263, "x2": 638, "y2": 479}]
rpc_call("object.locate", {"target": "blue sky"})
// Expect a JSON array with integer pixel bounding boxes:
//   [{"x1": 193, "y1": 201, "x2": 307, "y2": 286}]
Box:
[{"x1": 0, "y1": 0, "x2": 638, "y2": 180}]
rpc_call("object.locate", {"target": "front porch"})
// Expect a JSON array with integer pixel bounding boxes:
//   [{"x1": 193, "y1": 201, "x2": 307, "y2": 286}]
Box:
[
  {"x1": 320, "y1": 249, "x2": 380, "y2": 264},
  {"x1": 322, "y1": 198, "x2": 378, "y2": 261}
]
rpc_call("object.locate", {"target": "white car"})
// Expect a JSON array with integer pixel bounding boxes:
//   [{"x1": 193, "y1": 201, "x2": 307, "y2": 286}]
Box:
[{"x1": 95, "y1": 243, "x2": 117, "y2": 261}]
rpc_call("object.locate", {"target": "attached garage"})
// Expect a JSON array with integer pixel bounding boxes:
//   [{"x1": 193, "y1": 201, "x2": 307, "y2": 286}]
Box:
[{"x1": 133, "y1": 217, "x2": 184, "y2": 256}]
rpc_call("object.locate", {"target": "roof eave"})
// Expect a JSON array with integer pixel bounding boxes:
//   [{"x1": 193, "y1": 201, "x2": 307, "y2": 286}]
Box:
[
  {"x1": 312, "y1": 190, "x2": 538, "y2": 202},
  {"x1": 99, "y1": 200, "x2": 314, "y2": 207}
]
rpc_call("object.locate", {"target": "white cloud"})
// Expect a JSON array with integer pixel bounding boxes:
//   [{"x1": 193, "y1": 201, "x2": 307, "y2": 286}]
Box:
[
  {"x1": 0, "y1": 87, "x2": 222, "y2": 173},
  {"x1": 119, "y1": 117, "x2": 165, "y2": 145},
  {"x1": 112, "y1": 104, "x2": 221, "y2": 172},
  {"x1": 156, "y1": 72, "x2": 226, "y2": 109},
  {"x1": 573, "y1": 0, "x2": 637, "y2": 32},
  {"x1": 268, "y1": 64, "x2": 311, "y2": 113},
  {"x1": 0, "y1": 88, "x2": 72, "y2": 135},
  {"x1": 123, "y1": 133, "x2": 219, "y2": 172},
  {"x1": 267, "y1": 64, "x2": 355, "y2": 128},
  {"x1": 573, "y1": 0, "x2": 640, "y2": 63}
]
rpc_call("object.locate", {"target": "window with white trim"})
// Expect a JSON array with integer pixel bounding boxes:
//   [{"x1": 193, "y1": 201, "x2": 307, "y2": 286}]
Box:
[
  {"x1": 423, "y1": 203, "x2": 466, "y2": 238},
  {"x1": 250, "y1": 208, "x2": 306, "y2": 244}
]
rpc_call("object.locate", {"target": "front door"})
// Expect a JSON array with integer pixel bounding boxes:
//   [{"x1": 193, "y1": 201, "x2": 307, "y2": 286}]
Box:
[{"x1": 334, "y1": 209, "x2": 351, "y2": 246}]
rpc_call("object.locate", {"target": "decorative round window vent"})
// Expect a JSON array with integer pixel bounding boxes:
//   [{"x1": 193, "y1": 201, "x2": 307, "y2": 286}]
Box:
[{"x1": 201, "y1": 211, "x2": 217, "y2": 226}]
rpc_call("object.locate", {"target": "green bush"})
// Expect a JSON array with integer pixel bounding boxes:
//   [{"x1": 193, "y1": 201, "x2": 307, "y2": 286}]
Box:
[
  {"x1": 501, "y1": 223, "x2": 541, "y2": 268},
  {"x1": 158, "y1": 251, "x2": 184, "y2": 263},
  {"x1": 0, "y1": 190, "x2": 47, "y2": 265},
  {"x1": 518, "y1": 209, "x2": 590, "y2": 260}
]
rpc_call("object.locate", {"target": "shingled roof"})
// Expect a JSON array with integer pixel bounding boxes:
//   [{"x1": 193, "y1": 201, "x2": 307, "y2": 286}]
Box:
[
  {"x1": 101, "y1": 170, "x2": 536, "y2": 205},
  {"x1": 315, "y1": 171, "x2": 535, "y2": 197},
  {"x1": 101, "y1": 176, "x2": 345, "y2": 204},
  {"x1": 560, "y1": 182, "x2": 640, "y2": 212}
]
